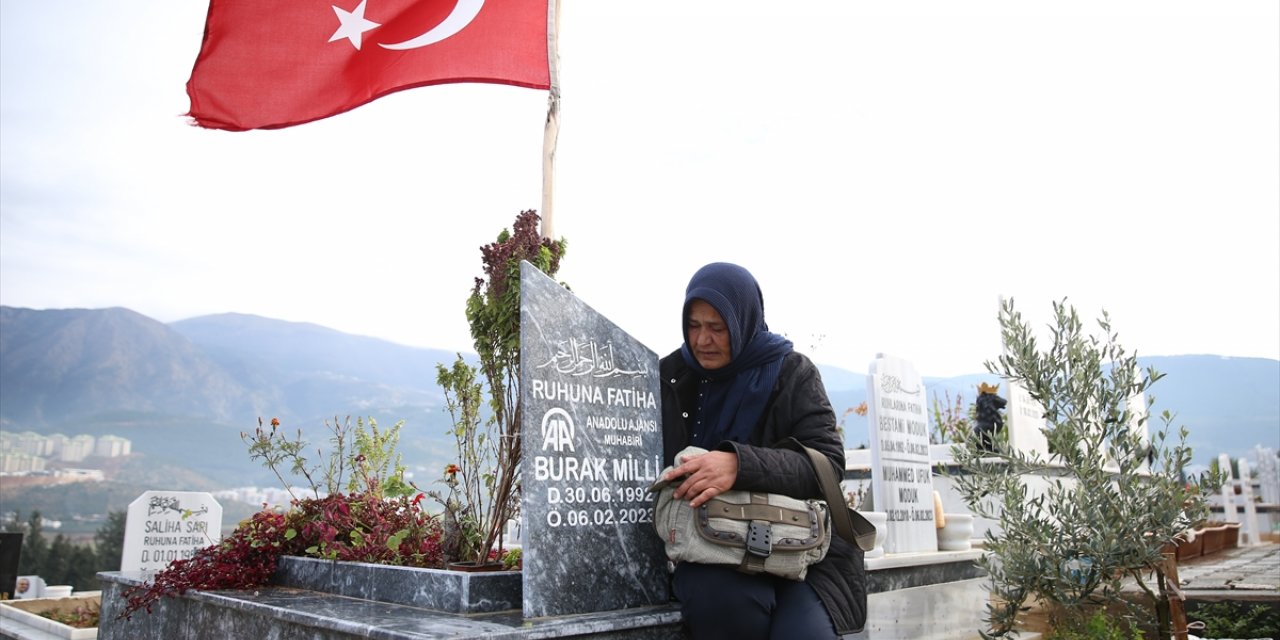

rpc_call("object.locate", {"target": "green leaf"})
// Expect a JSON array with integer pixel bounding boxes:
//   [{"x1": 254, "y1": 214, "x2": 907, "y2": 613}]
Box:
[{"x1": 386, "y1": 529, "x2": 409, "y2": 551}]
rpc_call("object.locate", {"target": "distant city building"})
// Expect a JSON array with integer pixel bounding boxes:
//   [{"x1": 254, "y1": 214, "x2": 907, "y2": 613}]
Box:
[
  {"x1": 94, "y1": 435, "x2": 132, "y2": 457},
  {"x1": 46, "y1": 434, "x2": 69, "y2": 457},
  {"x1": 0, "y1": 452, "x2": 48, "y2": 473},
  {"x1": 57, "y1": 468, "x2": 105, "y2": 482},
  {"x1": 0, "y1": 432, "x2": 132, "y2": 464},
  {"x1": 60, "y1": 435, "x2": 96, "y2": 462},
  {"x1": 1, "y1": 431, "x2": 49, "y2": 457},
  {"x1": 213, "y1": 486, "x2": 313, "y2": 508}
]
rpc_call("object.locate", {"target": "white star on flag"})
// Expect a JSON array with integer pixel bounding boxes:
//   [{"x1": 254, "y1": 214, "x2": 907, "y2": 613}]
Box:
[{"x1": 329, "y1": 0, "x2": 381, "y2": 50}]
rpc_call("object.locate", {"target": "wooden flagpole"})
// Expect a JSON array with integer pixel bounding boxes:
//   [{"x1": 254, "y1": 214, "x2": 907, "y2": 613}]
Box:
[{"x1": 540, "y1": 0, "x2": 561, "y2": 240}]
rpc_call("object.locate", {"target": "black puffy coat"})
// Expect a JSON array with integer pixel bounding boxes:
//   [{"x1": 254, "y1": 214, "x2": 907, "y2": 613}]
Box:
[{"x1": 659, "y1": 349, "x2": 868, "y2": 635}]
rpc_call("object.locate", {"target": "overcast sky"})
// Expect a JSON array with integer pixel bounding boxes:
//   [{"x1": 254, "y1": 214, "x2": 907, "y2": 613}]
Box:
[{"x1": 1, "y1": 1, "x2": 1277, "y2": 378}]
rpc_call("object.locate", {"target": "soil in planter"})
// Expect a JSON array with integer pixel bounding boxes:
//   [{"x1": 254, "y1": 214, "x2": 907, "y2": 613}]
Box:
[
  {"x1": 2, "y1": 593, "x2": 102, "y2": 631},
  {"x1": 447, "y1": 561, "x2": 507, "y2": 572},
  {"x1": 6, "y1": 598, "x2": 98, "y2": 624},
  {"x1": 37, "y1": 602, "x2": 100, "y2": 629}
]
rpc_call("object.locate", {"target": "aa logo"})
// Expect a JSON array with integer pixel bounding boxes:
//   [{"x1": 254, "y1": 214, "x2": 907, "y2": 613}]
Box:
[{"x1": 541, "y1": 408, "x2": 575, "y2": 452}]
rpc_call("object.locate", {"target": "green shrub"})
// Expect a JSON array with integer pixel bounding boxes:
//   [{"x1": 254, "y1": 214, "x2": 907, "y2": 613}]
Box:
[
  {"x1": 1044, "y1": 611, "x2": 1144, "y2": 640},
  {"x1": 1189, "y1": 601, "x2": 1280, "y2": 638}
]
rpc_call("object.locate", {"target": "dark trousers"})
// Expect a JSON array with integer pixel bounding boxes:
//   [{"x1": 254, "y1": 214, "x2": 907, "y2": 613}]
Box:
[{"x1": 672, "y1": 562, "x2": 840, "y2": 640}]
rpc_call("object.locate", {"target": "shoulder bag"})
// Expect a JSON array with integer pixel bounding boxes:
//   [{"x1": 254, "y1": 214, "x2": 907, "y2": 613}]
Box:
[{"x1": 649, "y1": 439, "x2": 877, "y2": 581}]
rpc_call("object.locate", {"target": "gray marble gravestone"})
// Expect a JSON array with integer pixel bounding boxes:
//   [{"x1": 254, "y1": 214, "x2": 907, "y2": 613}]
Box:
[
  {"x1": 0, "y1": 533, "x2": 20, "y2": 600},
  {"x1": 519, "y1": 261, "x2": 669, "y2": 619}
]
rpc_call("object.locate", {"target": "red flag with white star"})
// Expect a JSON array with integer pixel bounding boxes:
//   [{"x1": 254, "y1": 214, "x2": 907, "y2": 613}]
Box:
[{"x1": 186, "y1": 0, "x2": 550, "y2": 131}]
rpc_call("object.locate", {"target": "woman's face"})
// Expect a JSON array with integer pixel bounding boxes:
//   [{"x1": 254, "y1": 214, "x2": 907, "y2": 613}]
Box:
[{"x1": 687, "y1": 299, "x2": 732, "y2": 370}]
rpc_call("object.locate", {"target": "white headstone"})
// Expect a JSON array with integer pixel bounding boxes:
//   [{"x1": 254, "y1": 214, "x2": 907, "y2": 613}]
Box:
[
  {"x1": 121, "y1": 491, "x2": 222, "y2": 572},
  {"x1": 1218, "y1": 453, "x2": 1239, "y2": 524},
  {"x1": 1236, "y1": 458, "x2": 1260, "y2": 546},
  {"x1": 1126, "y1": 372, "x2": 1151, "y2": 474},
  {"x1": 1006, "y1": 380, "x2": 1050, "y2": 459},
  {"x1": 1255, "y1": 446, "x2": 1280, "y2": 505},
  {"x1": 14, "y1": 575, "x2": 45, "y2": 599},
  {"x1": 1078, "y1": 396, "x2": 1113, "y2": 470},
  {"x1": 866, "y1": 353, "x2": 938, "y2": 554}
]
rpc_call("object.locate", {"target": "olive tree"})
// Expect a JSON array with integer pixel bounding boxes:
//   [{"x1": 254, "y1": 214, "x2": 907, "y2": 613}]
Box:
[{"x1": 949, "y1": 298, "x2": 1220, "y2": 638}]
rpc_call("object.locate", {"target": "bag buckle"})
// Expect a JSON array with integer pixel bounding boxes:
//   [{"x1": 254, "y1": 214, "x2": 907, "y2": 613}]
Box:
[{"x1": 746, "y1": 520, "x2": 772, "y2": 558}]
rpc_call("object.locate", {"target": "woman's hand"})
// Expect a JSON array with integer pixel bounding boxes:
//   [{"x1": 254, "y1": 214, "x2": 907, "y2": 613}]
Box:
[{"x1": 667, "y1": 450, "x2": 739, "y2": 508}]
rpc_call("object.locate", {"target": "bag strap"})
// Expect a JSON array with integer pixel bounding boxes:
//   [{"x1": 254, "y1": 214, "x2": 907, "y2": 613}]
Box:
[
  {"x1": 702, "y1": 497, "x2": 814, "y2": 524},
  {"x1": 777, "y1": 438, "x2": 877, "y2": 552}
]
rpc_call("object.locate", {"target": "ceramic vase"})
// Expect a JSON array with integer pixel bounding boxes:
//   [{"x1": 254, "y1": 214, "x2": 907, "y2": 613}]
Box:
[
  {"x1": 937, "y1": 513, "x2": 974, "y2": 551},
  {"x1": 862, "y1": 511, "x2": 888, "y2": 558}
]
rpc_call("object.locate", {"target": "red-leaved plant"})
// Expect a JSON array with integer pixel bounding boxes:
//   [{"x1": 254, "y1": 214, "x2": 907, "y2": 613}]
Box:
[
  {"x1": 117, "y1": 417, "x2": 446, "y2": 620},
  {"x1": 119, "y1": 508, "x2": 295, "y2": 619}
]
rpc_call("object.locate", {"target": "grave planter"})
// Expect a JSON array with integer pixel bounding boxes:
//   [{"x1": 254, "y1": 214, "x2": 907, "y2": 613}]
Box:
[
  {"x1": 272, "y1": 555, "x2": 522, "y2": 614},
  {"x1": 1175, "y1": 530, "x2": 1203, "y2": 561},
  {"x1": 1199, "y1": 523, "x2": 1228, "y2": 556},
  {"x1": 446, "y1": 561, "x2": 507, "y2": 573},
  {"x1": 1222, "y1": 521, "x2": 1242, "y2": 548},
  {"x1": 0, "y1": 592, "x2": 100, "y2": 640}
]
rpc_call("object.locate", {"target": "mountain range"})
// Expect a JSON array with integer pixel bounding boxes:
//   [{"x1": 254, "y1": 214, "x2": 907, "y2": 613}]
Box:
[{"x1": 1, "y1": 306, "x2": 1276, "y2": 491}]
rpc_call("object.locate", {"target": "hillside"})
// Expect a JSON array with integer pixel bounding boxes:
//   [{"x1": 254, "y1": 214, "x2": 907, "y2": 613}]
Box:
[
  {"x1": 0, "y1": 306, "x2": 258, "y2": 424},
  {"x1": 0, "y1": 307, "x2": 463, "y2": 487},
  {"x1": 2, "y1": 306, "x2": 1276, "y2": 489}
]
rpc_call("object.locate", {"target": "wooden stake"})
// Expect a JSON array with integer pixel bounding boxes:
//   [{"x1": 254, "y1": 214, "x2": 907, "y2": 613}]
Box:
[
  {"x1": 1163, "y1": 553, "x2": 1189, "y2": 640},
  {"x1": 540, "y1": 0, "x2": 562, "y2": 240}
]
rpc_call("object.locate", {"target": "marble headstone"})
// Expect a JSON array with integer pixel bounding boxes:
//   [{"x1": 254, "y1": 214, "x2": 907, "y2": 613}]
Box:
[
  {"x1": 1256, "y1": 446, "x2": 1280, "y2": 505},
  {"x1": 13, "y1": 575, "x2": 45, "y2": 600},
  {"x1": 1126, "y1": 366, "x2": 1157, "y2": 476},
  {"x1": 519, "y1": 261, "x2": 668, "y2": 618},
  {"x1": 1125, "y1": 378, "x2": 1151, "y2": 474},
  {"x1": 1006, "y1": 379, "x2": 1050, "y2": 459},
  {"x1": 866, "y1": 353, "x2": 938, "y2": 554},
  {"x1": 0, "y1": 533, "x2": 20, "y2": 600},
  {"x1": 1236, "y1": 457, "x2": 1260, "y2": 545},
  {"x1": 121, "y1": 490, "x2": 222, "y2": 572},
  {"x1": 1218, "y1": 453, "x2": 1240, "y2": 524}
]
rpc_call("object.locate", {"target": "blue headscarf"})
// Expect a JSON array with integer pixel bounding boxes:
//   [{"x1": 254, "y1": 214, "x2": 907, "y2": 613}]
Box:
[{"x1": 680, "y1": 263, "x2": 794, "y2": 447}]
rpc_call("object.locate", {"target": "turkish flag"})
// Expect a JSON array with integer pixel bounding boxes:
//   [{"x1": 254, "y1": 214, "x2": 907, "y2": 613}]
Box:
[{"x1": 186, "y1": 0, "x2": 550, "y2": 131}]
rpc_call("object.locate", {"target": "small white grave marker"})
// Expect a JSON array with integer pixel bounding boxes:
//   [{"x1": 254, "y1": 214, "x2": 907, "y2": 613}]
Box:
[
  {"x1": 1237, "y1": 457, "x2": 1260, "y2": 546},
  {"x1": 121, "y1": 491, "x2": 222, "y2": 572},
  {"x1": 1126, "y1": 371, "x2": 1151, "y2": 474},
  {"x1": 1219, "y1": 453, "x2": 1240, "y2": 525},
  {"x1": 1256, "y1": 446, "x2": 1280, "y2": 505},
  {"x1": 1006, "y1": 380, "x2": 1050, "y2": 459},
  {"x1": 14, "y1": 575, "x2": 45, "y2": 599}
]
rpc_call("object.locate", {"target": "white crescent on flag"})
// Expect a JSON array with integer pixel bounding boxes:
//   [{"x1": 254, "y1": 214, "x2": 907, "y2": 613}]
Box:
[{"x1": 378, "y1": 0, "x2": 486, "y2": 50}]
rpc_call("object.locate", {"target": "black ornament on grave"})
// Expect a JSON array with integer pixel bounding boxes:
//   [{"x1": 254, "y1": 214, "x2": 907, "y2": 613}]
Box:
[{"x1": 975, "y1": 382, "x2": 1007, "y2": 452}]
